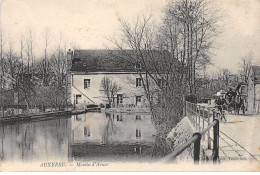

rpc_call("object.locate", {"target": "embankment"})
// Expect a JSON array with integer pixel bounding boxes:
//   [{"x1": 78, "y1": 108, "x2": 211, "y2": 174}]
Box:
[{"x1": 166, "y1": 116, "x2": 210, "y2": 162}]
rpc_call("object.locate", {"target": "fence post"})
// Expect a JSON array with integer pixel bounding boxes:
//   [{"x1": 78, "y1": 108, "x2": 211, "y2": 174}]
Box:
[
  {"x1": 213, "y1": 119, "x2": 219, "y2": 163},
  {"x1": 192, "y1": 103, "x2": 195, "y2": 126},
  {"x1": 202, "y1": 106, "x2": 205, "y2": 140},
  {"x1": 193, "y1": 132, "x2": 202, "y2": 164},
  {"x1": 1, "y1": 107, "x2": 4, "y2": 118},
  {"x1": 191, "y1": 102, "x2": 193, "y2": 115},
  {"x1": 207, "y1": 108, "x2": 211, "y2": 149},
  {"x1": 185, "y1": 101, "x2": 188, "y2": 116},
  {"x1": 195, "y1": 104, "x2": 198, "y2": 130},
  {"x1": 198, "y1": 105, "x2": 201, "y2": 131},
  {"x1": 184, "y1": 99, "x2": 186, "y2": 117}
]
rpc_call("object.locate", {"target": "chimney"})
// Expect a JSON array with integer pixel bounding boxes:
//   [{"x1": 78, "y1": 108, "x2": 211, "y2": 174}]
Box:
[{"x1": 67, "y1": 49, "x2": 73, "y2": 71}]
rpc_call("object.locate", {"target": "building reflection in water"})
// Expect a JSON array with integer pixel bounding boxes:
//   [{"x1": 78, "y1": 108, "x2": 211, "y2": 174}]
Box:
[
  {"x1": 70, "y1": 112, "x2": 157, "y2": 162},
  {"x1": 0, "y1": 112, "x2": 159, "y2": 163}
]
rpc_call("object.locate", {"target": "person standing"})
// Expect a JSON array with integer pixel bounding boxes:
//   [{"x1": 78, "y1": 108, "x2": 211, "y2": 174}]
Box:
[{"x1": 226, "y1": 88, "x2": 236, "y2": 103}]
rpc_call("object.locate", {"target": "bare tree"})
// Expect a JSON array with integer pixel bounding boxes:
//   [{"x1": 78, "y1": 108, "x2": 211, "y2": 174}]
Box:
[
  {"x1": 25, "y1": 29, "x2": 35, "y2": 75},
  {"x1": 0, "y1": 31, "x2": 6, "y2": 88},
  {"x1": 108, "y1": 0, "x2": 221, "y2": 136},
  {"x1": 239, "y1": 53, "x2": 253, "y2": 83},
  {"x1": 100, "y1": 77, "x2": 121, "y2": 107},
  {"x1": 218, "y1": 69, "x2": 229, "y2": 87},
  {"x1": 109, "y1": 14, "x2": 186, "y2": 135},
  {"x1": 50, "y1": 33, "x2": 68, "y2": 87},
  {"x1": 160, "y1": 0, "x2": 221, "y2": 94},
  {"x1": 43, "y1": 29, "x2": 50, "y2": 86},
  {"x1": 20, "y1": 34, "x2": 24, "y2": 75}
]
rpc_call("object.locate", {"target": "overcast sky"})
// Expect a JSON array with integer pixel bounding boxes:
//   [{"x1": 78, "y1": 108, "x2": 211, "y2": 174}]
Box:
[{"x1": 0, "y1": 0, "x2": 260, "y2": 74}]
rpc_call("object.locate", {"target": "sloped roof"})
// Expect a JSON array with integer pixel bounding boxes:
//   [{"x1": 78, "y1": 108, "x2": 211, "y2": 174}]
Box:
[
  {"x1": 252, "y1": 66, "x2": 260, "y2": 76},
  {"x1": 251, "y1": 66, "x2": 260, "y2": 82},
  {"x1": 70, "y1": 49, "x2": 181, "y2": 73},
  {"x1": 71, "y1": 50, "x2": 137, "y2": 72}
]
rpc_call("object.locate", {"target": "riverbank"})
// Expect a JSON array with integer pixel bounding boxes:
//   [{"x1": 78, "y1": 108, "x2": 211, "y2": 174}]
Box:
[
  {"x1": 104, "y1": 107, "x2": 150, "y2": 113},
  {"x1": 164, "y1": 117, "x2": 210, "y2": 162},
  {"x1": 0, "y1": 109, "x2": 88, "y2": 123}
]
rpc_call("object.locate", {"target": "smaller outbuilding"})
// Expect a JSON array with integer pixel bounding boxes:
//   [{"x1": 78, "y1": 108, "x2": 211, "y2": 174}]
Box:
[{"x1": 247, "y1": 66, "x2": 260, "y2": 114}]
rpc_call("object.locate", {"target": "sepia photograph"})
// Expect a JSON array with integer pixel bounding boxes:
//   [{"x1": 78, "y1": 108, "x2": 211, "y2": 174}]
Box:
[{"x1": 0, "y1": 0, "x2": 260, "y2": 172}]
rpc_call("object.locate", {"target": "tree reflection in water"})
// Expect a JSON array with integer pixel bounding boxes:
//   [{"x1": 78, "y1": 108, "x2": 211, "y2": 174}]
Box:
[
  {"x1": 0, "y1": 118, "x2": 70, "y2": 162},
  {"x1": 0, "y1": 112, "x2": 176, "y2": 162},
  {"x1": 102, "y1": 113, "x2": 117, "y2": 144}
]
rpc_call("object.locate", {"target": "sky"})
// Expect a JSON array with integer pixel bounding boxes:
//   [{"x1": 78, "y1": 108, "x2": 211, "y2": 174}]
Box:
[{"x1": 0, "y1": 0, "x2": 260, "y2": 74}]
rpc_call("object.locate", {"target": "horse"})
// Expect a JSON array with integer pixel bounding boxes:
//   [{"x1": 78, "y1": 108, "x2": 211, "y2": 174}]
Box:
[{"x1": 227, "y1": 95, "x2": 245, "y2": 115}]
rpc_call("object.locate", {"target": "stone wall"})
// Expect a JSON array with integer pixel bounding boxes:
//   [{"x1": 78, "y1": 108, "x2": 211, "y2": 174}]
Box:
[{"x1": 166, "y1": 117, "x2": 210, "y2": 162}]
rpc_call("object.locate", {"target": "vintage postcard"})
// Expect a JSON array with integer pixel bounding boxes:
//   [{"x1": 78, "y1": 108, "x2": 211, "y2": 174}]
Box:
[{"x1": 0, "y1": 0, "x2": 260, "y2": 172}]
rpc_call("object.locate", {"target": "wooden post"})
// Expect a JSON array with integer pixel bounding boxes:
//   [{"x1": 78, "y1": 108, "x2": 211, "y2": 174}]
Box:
[
  {"x1": 192, "y1": 103, "x2": 195, "y2": 127},
  {"x1": 213, "y1": 119, "x2": 219, "y2": 163},
  {"x1": 202, "y1": 106, "x2": 205, "y2": 140},
  {"x1": 190, "y1": 102, "x2": 192, "y2": 115},
  {"x1": 195, "y1": 104, "x2": 198, "y2": 130},
  {"x1": 198, "y1": 105, "x2": 201, "y2": 131},
  {"x1": 1, "y1": 107, "x2": 4, "y2": 118},
  {"x1": 193, "y1": 132, "x2": 202, "y2": 164},
  {"x1": 188, "y1": 102, "x2": 190, "y2": 116},
  {"x1": 207, "y1": 108, "x2": 211, "y2": 149},
  {"x1": 185, "y1": 101, "x2": 187, "y2": 116}
]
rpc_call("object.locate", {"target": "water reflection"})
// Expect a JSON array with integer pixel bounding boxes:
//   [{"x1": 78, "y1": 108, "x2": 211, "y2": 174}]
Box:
[
  {"x1": 0, "y1": 118, "x2": 71, "y2": 162},
  {"x1": 70, "y1": 112, "x2": 157, "y2": 161},
  {"x1": 0, "y1": 112, "x2": 166, "y2": 162}
]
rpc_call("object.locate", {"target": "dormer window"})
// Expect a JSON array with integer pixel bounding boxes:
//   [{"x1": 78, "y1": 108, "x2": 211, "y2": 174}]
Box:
[
  {"x1": 136, "y1": 78, "x2": 142, "y2": 87},
  {"x1": 135, "y1": 61, "x2": 142, "y2": 69},
  {"x1": 158, "y1": 78, "x2": 165, "y2": 87}
]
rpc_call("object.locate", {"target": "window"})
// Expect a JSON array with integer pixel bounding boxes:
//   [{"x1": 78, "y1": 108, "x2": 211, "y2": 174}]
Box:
[
  {"x1": 76, "y1": 115, "x2": 82, "y2": 121},
  {"x1": 136, "y1": 129, "x2": 141, "y2": 138},
  {"x1": 136, "y1": 78, "x2": 142, "y2": 87},
  {"x1": 84, "y1": 79, "x2": 90, "y2": 89},
  {"x1": 117, "y1": 94, "x2": 123, "y2": 104},
  {"x1": 134, "y1": 146, "x2": 142, "y2": 154},
  {"x1": 135, "y1": 115, "x2": 141, "y2": 120},
  {"x1": 75, "y1": 94, "x2": 82, "y2": 104},
  {"x1": 158, "y1": 78, "x2": 165, "y2": 87},
  {"x1": 136, "y1": 61, "x2": 142, "y2": 69},
  {"x1": 117, "y1": 114, "x2": 123, "y2": 121},
  {"x1": 84, "y1": 127, "x2": 90, "y2": 137},
  {"x1": 136, "y1": 96, "x2": 141, "y2": 104}
]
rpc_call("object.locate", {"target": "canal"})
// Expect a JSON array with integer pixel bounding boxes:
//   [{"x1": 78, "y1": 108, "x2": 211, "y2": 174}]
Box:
[{"x1": 0, "y1": 112, "x2": 168, "y2": 163}]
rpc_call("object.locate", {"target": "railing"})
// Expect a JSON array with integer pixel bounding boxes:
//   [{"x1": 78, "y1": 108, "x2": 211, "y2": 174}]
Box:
[
  {"x1": 115, "y1": 104, "x2": 150, "y2": 108},
  {"x1": 71, "y1": 84, "x2": 95, "y2": 104},
  {"x1": 163, "y1": 101, "x2": 220, "y2": 164}
]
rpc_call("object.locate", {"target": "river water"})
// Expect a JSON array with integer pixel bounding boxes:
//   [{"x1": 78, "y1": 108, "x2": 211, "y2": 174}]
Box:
[{"x1": 0, "y1": 112, "x2": 166, "y2": 163}]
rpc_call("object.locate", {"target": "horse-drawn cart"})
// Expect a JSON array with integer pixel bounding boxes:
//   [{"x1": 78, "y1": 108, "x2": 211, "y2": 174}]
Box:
[{"x1": 227, "y1": 82, "x2": 247, "y2": 115}]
